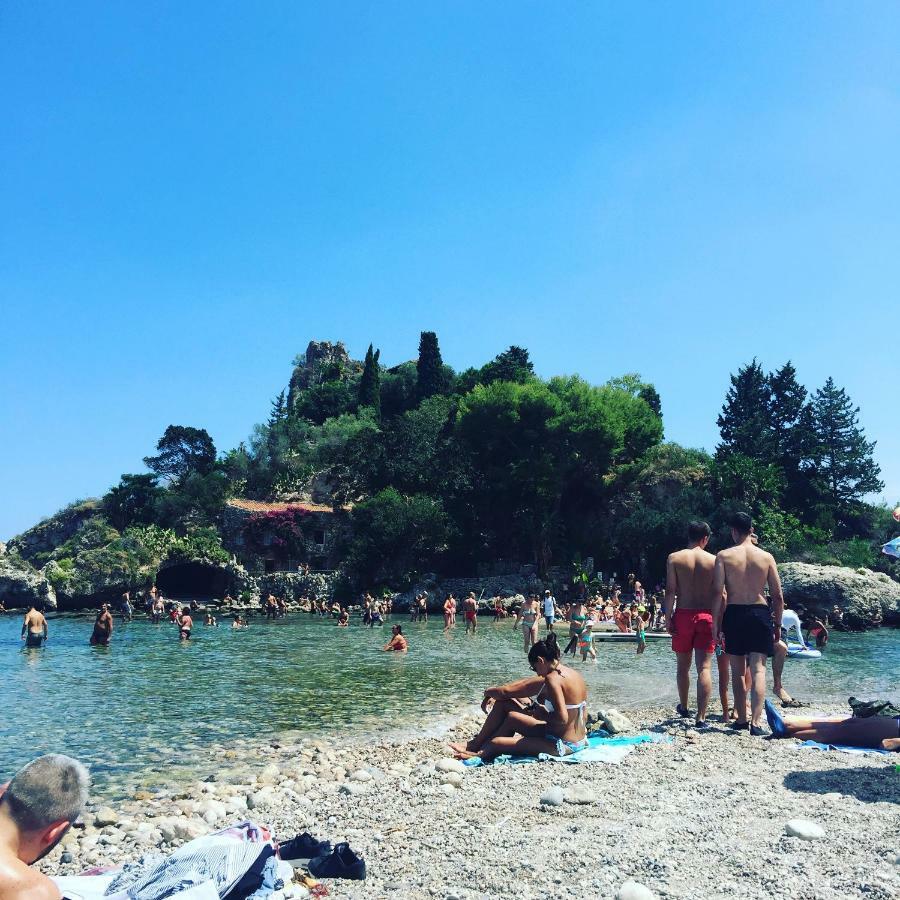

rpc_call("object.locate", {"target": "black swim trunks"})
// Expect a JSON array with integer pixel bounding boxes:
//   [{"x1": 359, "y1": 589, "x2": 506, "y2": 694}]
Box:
[
  {"x1": 25, "y1": 632, "x2": 44, "y2": 648},
  {"x1": 722, "y1": 604, "x2": 774, "y2": 657}
]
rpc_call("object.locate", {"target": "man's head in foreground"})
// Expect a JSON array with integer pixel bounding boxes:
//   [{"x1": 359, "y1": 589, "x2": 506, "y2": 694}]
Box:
[
  {"x1": 729, "y1": 511, "x2": 753, "y2": 543},
  {"x1": 0, "y1": 754, "x2": 89, "y2": 865}
]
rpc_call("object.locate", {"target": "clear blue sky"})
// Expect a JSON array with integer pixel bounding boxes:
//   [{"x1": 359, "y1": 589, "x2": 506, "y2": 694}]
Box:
[{"x1": 2, "y1": 2, "x2": 897, "y2": 540}]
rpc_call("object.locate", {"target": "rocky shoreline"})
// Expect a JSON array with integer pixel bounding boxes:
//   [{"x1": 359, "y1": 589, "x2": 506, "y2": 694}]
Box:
[{"x1": 39, "y1": 704, "x2": 899, "y2": 899}]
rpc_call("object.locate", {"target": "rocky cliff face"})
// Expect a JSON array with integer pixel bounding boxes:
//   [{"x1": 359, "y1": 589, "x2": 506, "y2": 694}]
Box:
[
  {"x1": 779, "y1": 562, "x2": 900, "y2": 630},
  {"x1": 0, "y1": 547, "x2": 57, "y2": 610},
  {"x1": 286, "y1": 340, "x2": 362, "y2": 410},
  {"x1": 7, "y1": 501, "x2": 100, "y2": 565}
]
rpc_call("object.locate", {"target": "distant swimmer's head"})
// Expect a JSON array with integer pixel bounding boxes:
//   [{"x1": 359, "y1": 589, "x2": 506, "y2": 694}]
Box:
[
  {"x1": 687, "y1": 520, "x2": 711, "y2": 546},
  {"x1": 0, "y1": 754, "x2": 90, "y2": 864},
  {"x1": 729, "y1": 511, "x2": 753, "y2": 542}
]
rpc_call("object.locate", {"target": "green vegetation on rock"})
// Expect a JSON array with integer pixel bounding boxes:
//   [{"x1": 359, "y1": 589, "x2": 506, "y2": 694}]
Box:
[{"x1": 5, "y1": 336, "x2": 895, "y2": 608}]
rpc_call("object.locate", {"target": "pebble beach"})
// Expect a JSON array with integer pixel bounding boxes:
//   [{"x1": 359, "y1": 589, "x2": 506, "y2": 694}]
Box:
[{"x1": 39, "y1": 703, "x2": 900, "y2": 900}]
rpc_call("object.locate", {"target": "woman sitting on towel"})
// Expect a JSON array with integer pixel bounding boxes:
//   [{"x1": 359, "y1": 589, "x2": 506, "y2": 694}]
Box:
[{"x1": 450, "y1": 632, "x2": 589, "y2": 761}]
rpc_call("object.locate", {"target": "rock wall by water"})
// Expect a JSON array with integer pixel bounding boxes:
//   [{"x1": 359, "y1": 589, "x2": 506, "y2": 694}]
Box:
[
  {"x1": 779, "y1": 562, "x2": 900, "y2": 630},
  {"x1": 394, "y1": 572, "x2": 544, "y2": 612},
  {"x1": 0, "y1": 548, "x2": 57, "y2": 610},
  {"x1": 257, "y1": 571, "x2": 337, "y2": 602}
]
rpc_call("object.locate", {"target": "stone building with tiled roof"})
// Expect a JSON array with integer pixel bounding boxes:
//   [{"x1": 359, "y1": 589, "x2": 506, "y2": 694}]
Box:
[{"x1": 221, "y1": 498, "x2": 351, "y2": 574}]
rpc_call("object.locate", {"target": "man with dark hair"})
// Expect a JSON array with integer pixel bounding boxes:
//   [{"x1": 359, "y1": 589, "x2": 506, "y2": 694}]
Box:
[
  {"x1": 0, "y1": 754, "x2": 90, "y2": 900},
  {"x1": 20, "y1": 606, "x2": 47, "y2": 649},
  {"x1": 664, "y1": 520, "x2": 720, "y2": 726},
  {"x1": 713, "y1": 512, "x2": 785, "y2": 735}
]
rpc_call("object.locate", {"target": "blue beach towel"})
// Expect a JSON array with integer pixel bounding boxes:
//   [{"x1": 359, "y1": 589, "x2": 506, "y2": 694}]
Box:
[
  {"x1": 793, "y1": 740, "x2": 894, "y2": 756},
  {"x1": 462, "y1": 731, "x2": 670, "y2": 767}
]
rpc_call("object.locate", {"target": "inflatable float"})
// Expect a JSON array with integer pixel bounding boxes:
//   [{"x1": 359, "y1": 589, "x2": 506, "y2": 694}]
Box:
[{"x1": 782, "y1": 610, "x2": 822, "y2": 660}]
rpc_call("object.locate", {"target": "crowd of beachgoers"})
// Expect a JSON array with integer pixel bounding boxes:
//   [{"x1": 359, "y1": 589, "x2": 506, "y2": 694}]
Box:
[{"x1": 4, "y1": 513, "x2": 899, "y2": 900}]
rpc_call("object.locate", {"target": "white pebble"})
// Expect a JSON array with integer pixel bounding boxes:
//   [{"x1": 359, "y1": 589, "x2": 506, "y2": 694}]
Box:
[
  {"x1": 617, "y1": 880, "x2": 656, "y2": 900},
  {"x1": 785, "y1": 819, "x2": 826, "y2": 841},
  {"x1": 434, "y1": 758, "x2": 467, "y2": 775},
  {"x1": 540, "y1": 786, "x2": 565, "y2": 807}
]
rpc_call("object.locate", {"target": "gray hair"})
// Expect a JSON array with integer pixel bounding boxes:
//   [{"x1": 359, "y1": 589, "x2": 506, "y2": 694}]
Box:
[{"x1": 2, "y1": 754, "x2": 90, "y2": 831}]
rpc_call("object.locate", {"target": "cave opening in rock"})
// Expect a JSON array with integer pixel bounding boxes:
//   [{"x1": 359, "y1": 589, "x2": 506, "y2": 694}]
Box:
[{"x1": 155, "y1": 563, "x2": 227, "y2": 599}]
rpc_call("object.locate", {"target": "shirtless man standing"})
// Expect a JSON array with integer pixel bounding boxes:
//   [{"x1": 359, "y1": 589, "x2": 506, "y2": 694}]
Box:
[
  {"x1": 463, "y1": 592, "x2": 478, "y2": 633},
  {"x1": 713, "y1": 512, "x2": 784, "y2": 735},
  {"x1": 20, "y1": 606, "x2": 48, "y2": 649},
  {"x1": 664, "y1": 521, "x2": 720, "y2": 726}
]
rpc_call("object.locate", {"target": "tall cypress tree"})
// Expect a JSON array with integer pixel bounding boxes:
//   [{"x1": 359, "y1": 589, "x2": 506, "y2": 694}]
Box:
[
  {"x1": 268, "y1": 390, "x2": 287, "y2": 427},
  {"x1": 810, "y1": 377, "x2": 883, "y2": 517},
  {"x1": 358, "y1": 344, "x2": 381, "y2": 419},
  {"x1": 716, "y1": 360, "x2": 775, "y2": 461},
  {"x1": 416, "y1": 331, "x2": 447, "y2": 400}
]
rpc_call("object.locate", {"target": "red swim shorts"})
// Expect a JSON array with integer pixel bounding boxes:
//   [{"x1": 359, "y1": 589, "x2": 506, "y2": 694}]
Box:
[
  {"x1": 671, "y1": 608, "x2": 715, "y2": 654},
  {"x1": 465, "y1": 611, "x2": 477, "y2": 621}
]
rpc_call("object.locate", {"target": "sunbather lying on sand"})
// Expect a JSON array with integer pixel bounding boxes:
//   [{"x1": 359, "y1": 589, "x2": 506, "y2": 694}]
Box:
[
  {"x1": 765, "y1": 700, "x2": 900, "y2": 750},
  {"x1": 449, "y1": 633, "x2": 589, "y2": 761}
]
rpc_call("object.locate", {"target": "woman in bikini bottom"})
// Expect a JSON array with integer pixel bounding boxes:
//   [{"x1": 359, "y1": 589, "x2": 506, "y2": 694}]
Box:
[{"x1": 449, "y1": 632, "x2": 590, "y2": 761}]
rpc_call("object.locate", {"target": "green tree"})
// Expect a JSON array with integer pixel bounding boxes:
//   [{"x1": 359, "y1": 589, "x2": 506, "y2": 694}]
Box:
[
  {"x1": 155, "y1": 470, "x2": 228, "y2": 528},
  {"x1": 478, "y1": 345, "x2": 535, "y2": 386},
  {"x1": 455, "y1": 378, "x2": 650, "y2": 572},
  {"x1": 416, "y1": 331, "x2": 448, "y2": 400},
  {"x1": 380, "y1": 362, "x2": 419, "y2": 419},
  {"x1": 144, "y1": 425, "x2": 217, "y2": 482},
  {"x1": 268, "y1": 390, "x2": 287, "y2": 428},
  {"x1": 382, "y1": 396, "x2": 461, "y2": 496},
  {"x1": 809, "y1": 377, "x2": 883, "y2": 523},
  {"x1": 342, "y1": 488, "x2": 451, "y2": 587},
  {"x1": 638, "y1": 384, "x2": 662, "y2": 419},
  {"x1": 102, "y1": 474, "x2": 164, "y2": 531},
  {"x1": 357, "y1": 344, "x2": 381, "y2": 419},
  {"x1": 292, "y1": 380, "x2": 355, "y2": 425},
  {"x1": 716, "y1": 360, "x2": 775, "y2": 462},
  {"x1": 768, "y1": 361, "x2": 818, "y2": 516}
]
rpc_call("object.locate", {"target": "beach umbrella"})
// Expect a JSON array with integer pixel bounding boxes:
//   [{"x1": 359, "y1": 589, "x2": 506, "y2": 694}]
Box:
[{"x1": 882, "y1": 537, "x2": 900, "y2": 559}]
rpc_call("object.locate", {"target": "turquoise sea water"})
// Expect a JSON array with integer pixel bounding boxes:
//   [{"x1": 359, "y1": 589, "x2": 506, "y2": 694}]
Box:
[{"x1": 2, "y1": 612, "x2": 898, "y2": 796}]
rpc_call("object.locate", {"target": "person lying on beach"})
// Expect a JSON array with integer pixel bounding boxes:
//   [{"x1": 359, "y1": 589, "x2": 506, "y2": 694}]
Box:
[
  {"x1": 765, "y1": 701, "x2": 900, "y2": 750},
  {"x1": 383, "y1": 625, "x2": 408, "y2": 652},
  {"x1": 0, "y1": 754, "x2": 90, "y2": 900},
  {"x1": 449, "y1": 633, "x2": 588, "y2": 761}
]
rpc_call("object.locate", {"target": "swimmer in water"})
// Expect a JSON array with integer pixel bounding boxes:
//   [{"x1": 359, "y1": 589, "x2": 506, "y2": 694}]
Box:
[
  {"x1": 20, "y1": 605, "x2": 48, "y2": 648},
  {"x1": 383, "y1": 624, "x2": 408, "y2": 652},
  {"x1": 513, "y1": 595, "x2": 540, "y2": 654},
  {"x1": 464, "y1": 592, "x2": 478, "y2": 634},
  {"x1": 89, "y1": 604, "x2": 113, "y2": 646},
  {"x1": 179, "y1": 607, "x2": 193, "y2": 640}
]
